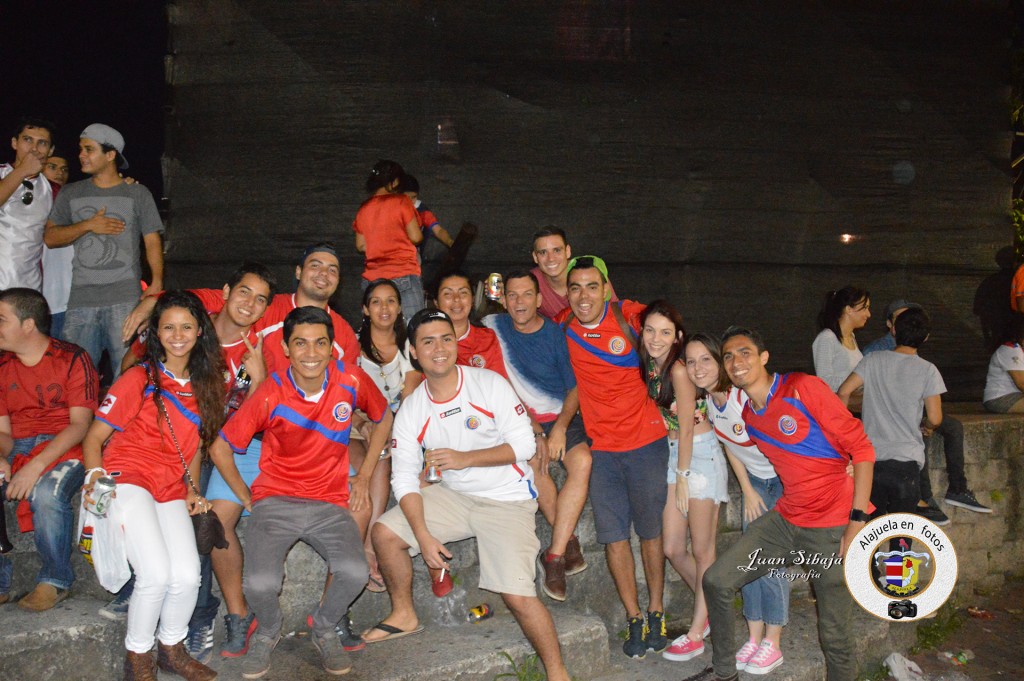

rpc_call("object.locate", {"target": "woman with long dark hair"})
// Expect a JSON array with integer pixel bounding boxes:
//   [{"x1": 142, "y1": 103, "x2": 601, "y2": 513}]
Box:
[
  {"x1": 82, "y1": 291, "x2": 226, "y2": 681},
  {"x1": 352, "y1": 160, "x2": 425, "y2": 323},
  {"x1": 353, "y1": 278, "x2": 422, "y2": 589},
  {"x1": 638, "y1": 300, "x2": 728, "y2": 665},
  {"x1": 812, "y1": 286, "x2": 871, "y2": 392}
]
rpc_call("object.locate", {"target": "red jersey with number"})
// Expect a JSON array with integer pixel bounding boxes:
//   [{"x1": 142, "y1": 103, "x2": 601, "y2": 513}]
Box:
[
  {"x1": 97, "y1": 364, "x2": 203, "y2": 502},
  {"x1": 742, "y1": 373, "x2": 876, "y2": 528},
  {"x1": 219, "y1": 360, "x2": 388, "y2": 508},
  {"x1": 456, "y1": 325, "x2": 509, "y2": 380},
  {"x1": 564, "y1": 300, "x2": 666, "y2": 452}
]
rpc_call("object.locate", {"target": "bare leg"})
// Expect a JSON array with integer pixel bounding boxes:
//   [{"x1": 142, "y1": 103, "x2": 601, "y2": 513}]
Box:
[
  {"x1": 210, "y1": 500, "x2": 247, "y2": 616},
  {"x1": 605, "y1": 540, "x2": 641, "y2": 618},
  {"x1": 549, "y1": 444, "x2": 591, "y2": 555},
  {"x1": 502, "y1": 593, "x2": 570, "y2": 681},
  {"x1": 365, "y1": 457, "x2": 392, "y2": 587},
  {"x1": 764, "y1": 623, "x2": 783, "y2": 649},
  {"x1": 362, "y1": 523, "x2": 419, "y2": 641},
  {"x1": 747, "y1": 619, "x2": 765, "y2": 643},
  {"x1": 662, "y1": 483, "x2": 696, "y2": 588},
  {"x1": 529, "y1": 455, "x2": 558, "y2": 528},
  {"x1": 640, "y1": 535, "x2": 665, "y2": 614},
  {"x1": 685, "y1": 499, "x2": 718, "y2": 639}
]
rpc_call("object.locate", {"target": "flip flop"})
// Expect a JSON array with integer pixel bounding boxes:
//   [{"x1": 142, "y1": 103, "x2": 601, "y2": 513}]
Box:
[
  {"x1": 366, "y1": 574, "x2": 387, "y2": 593},
  {"x1": 363, "y1": 622, "x2": 425, "y2": 644}
]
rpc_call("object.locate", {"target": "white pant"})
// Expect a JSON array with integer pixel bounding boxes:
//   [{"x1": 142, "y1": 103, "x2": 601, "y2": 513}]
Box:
[{"x1": 116, "y1": 484, "x2": 200, "y2": 653}]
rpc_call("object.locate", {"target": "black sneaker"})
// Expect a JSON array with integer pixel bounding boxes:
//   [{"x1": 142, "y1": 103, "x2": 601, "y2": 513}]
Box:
[
  {"x1": 945, "y1": 490, "x2": 992, "y2": 514},
  {"x1": 913, "y1": 503, "x2": 950, "y2": 526},
  {"x1": 644, "y1": 610, "x2": 668, "y2": 652},
  {"x1": 335, "y1": 611, "x2": 365, "y2": 652},
  {"x1": 623, "y1": 616, "x2": 647, "y2": 658},
  {"x1": 184, "y1": 616, "x2": 215, "y2": 665}
]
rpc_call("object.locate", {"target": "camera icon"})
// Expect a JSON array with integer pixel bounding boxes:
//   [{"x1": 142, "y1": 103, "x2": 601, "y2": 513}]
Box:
[{"x1": 888, "y1": 599, "x2": 917, "y2": 620}]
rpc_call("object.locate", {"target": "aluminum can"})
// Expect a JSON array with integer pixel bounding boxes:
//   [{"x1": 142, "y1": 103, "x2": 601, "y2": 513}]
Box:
[
  {"x1": 86, "y1": 476, "x2": 116, "y2": 516},
  {"x1": 467, "y1": 603, "x2": 493, "y2": 623},
  {"x1": 425, "y1": 449, "x2": 442, "y2": 483},
  {"x1": 485, "y1": 273, "x2": 503, "y2": 301}
]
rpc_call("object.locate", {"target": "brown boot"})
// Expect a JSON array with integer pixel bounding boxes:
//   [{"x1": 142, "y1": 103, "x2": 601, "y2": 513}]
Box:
[
  {"x1": 540, "y1": 551, "x2": 567, "y2": 601},
  {"x1": 123, "y1": 651, "x2": 158, "y2": 681},
  {"x1": 18, "y1": 583, "x2": 69, "y2": 611},
  {"x1": 157, "y1": 642, "x2": 217, "y2": 680},
  {"x1": 564, "y1": 535, "x2": 588, "y2": 576}
]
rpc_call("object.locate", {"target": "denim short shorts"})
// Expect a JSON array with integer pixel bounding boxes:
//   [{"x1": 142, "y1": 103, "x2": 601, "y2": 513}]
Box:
[
  {"x1": 667, "y1": 430, "x2": 729, "y2": 503},
  {"x1": 207, "y1": 438, "x2": 263, "y2": 516},
  {"x1": 540, "y1": 412, "x2": 591, "y2": 453}
]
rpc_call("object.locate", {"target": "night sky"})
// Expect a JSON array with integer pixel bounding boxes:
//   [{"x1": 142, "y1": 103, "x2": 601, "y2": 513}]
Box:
[{"x1": 0, "y1": 1, "x2": 166, "y2": 191}]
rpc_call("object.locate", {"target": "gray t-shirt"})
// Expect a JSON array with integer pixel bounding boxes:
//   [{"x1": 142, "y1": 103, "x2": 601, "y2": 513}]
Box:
[
  {"x1": 48, "y1": 179, "x2": 163, "y2": 307},
  {"x1": 853, "y1": 351, "x2": 946, "y2": 466}
]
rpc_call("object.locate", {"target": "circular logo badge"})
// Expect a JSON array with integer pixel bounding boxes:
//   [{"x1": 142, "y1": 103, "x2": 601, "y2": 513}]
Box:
[
  {"x1": 609, "y1": 337, "x2": 626, "y2": 354},
  {"x1": 333, "y1": 402, "x2": 352, "y2": 423},
  {"x1": 732, "y1": 423, "x2": 744, "y2": 436},
  {"x1": 470, "y1": 354, "x2": 486, "y2": 368},
  {"x1": 465, "y1": 416, "x2": 481, "y2": 430},
  {"x1": 778, "y1": 415, "x2": 797, "y2": 436},
  {"x1": 844, "y1": 513, "x2": 958, "y2": 621}
]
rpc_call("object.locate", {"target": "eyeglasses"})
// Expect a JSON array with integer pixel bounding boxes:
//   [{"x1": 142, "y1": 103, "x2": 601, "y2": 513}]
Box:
[{"x1": 20, "y1": 180, "x2": 33, "y2": 206}]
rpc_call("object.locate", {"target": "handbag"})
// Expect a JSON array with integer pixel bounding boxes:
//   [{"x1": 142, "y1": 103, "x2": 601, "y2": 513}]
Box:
[{"x1": 155, "y1": 388, "x2": 229, "y2": 555}]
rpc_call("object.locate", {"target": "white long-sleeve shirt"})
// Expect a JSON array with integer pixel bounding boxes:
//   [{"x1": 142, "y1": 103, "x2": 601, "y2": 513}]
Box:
[{"x1": 391, "y1": 365, "x2": 537, "y2": 502}]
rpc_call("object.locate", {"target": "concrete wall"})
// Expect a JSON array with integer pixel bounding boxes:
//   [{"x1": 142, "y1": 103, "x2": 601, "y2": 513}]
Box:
[{"x1": 161, "y1": 0, "x2": 1012, "y2": 399}]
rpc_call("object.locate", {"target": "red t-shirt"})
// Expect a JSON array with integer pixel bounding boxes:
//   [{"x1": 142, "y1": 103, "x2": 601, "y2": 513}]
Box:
[
  {"x1": 742, "y1": 373, "x2": 876, "y2": 528},
  {"x1": 220, "y1": 360, "x2": 388, "y2": 508},
  {"x1": 564, "y1": 301, "x2": 666, "y2": 452},
  {"x1": 1012, "y1": 264, "x2": 1024, "y2": 311},
  {"x1": 0, "y1": 339, "x2": 98, "y2": 441},
  {"x1": 353, "y1": 194, "x2": 420, "y2": 280},
  {"x1": 97, "y1": 364, "x2": 204, "y2": 502},
  {"x1": 195, "y1": 291, "x2": 360, "y2": 377},
  {"x1": 456, "y1": 325, "x2": 509, "y2": 379}
]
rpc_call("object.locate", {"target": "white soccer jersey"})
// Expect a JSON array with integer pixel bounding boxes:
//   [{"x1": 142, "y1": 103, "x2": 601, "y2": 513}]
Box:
[
  {"x1": 709, "y1": 387, "x2": 777, "y2": 480},
  {"x1": 391, "y1": 365, "x2": 537, "y2": 502}
]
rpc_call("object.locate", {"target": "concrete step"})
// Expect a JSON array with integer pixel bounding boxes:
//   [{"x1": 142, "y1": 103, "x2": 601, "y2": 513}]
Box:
[{"x1": 0, "y1": 595, "x2": 609, "y2": 681}]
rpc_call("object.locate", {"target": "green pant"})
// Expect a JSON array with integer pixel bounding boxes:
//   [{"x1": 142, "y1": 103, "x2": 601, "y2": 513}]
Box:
[{"x1": 702, "y1": 510, "x2": 857, "y2": 680}]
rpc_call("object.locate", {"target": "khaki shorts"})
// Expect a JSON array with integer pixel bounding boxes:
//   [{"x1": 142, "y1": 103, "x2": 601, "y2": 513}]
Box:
[{"x1": 377, "y1": 484, "x2": 540, "y2": 597}]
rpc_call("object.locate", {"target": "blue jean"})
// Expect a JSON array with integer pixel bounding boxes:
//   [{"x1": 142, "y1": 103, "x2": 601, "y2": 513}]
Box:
[
  {"x1": 740, "y1": 474, "x2": 791, "y2": 626},
  {"x1": 49, "y1": 312, "x2": 66, "y2": 341},
  {"x1": 362, "y1": 274, "x2": 425, "y2": 328},
  {"x1": 64, "y1": 299, "x2": 136, "y2": 379},
  {"x1": 0, "y1": 435, "x2": 85, "y2": 593}
]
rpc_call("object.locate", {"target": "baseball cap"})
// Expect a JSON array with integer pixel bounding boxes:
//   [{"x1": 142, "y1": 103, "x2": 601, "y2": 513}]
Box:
[
  {"x1": 80, "y1": 123, "x2": 129, "y2": 170},
  {"x1": 884, "y1": 299, "x2": 923, "y2": 321},
  {"x1": 407, "y1": 308, "x2": 454, "y2": 344},
  {"x1": 565, "y1": 255, "x2": 612, "y2": 301},
  {"x1": 298, "y1": 242, "x2": 339, "y2": 265}
]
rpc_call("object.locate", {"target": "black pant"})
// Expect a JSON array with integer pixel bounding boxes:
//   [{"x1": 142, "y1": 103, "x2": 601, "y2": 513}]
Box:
[{"x1": 919, "y1": 415, "x2": 967, "y2": 500}]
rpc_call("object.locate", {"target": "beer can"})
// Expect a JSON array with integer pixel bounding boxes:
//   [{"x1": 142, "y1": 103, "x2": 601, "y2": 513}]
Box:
[
  {"x1": 79, "y1": 525, "x2": 94, "y2": 565},
  {"x1": 485, "y1": 273, "x2": 503, "y2": 301},
  {"x1": 467, "y1": 603, "x2": 493, "y2": 623},
  {"x1": 86, "y1": 476, "x2": 116, "y2": 517},
  {"x1": 425, "y1": 449, "x2": 442, "y2": 483}
]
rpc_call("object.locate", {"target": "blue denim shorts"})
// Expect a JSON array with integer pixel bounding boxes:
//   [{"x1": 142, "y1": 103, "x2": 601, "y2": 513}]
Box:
[
  {"x1": 208, "y1": 438, "x2": 263, "y2": 516},
  {"x1": 667, "y1": 430, "x2": 729, "y2": 503},
  {"x1": 589, "y1": 436, "x2": 669, "y2": 544}
]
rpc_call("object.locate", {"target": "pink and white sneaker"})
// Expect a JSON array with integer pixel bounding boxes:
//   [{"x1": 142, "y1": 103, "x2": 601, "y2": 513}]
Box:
[
  {"x1": 701, "y1": 619, "x2": 710, "y2": 638},
  {"x1": 735, "y1": 637, "x2": 761, "y2": 670},
  {"x1": 745, "y1": 639, "x2": 784, "y2": 675},
  {"x1": 662, "y1": 634, "x2": 704, "y2": 662}
]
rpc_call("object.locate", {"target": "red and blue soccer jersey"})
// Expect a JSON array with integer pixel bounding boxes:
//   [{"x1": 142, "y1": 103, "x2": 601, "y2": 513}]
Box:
[
  {"x1": 97, "y1": 364, "x2": 203, "y2": 502},
  {"x1": 193, "y1": 290, "x2": 360, "y2": 377},
  {"x1": 741, "y1": 372, "x2": 875, "y2": 528},
  {"x1": 219, "y1": 360, "x2": 388, "y2": 508},
  {"x1": 563, "y1": 300, "x2": 666, "y2": 452},
  {"x1": 456, "y1": 324, "x2": 509, "y2": 380}
]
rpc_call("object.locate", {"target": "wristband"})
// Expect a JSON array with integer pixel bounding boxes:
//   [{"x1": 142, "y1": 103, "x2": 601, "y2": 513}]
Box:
[
  {"x1": 675, "y1": 469, "x2": 691, "y2": 478},
  {"x1": 535, "y1": 432, "x2": 546, "y2": 438},
  {"x1": 84, "y1": 467, "x2": 107, "y2": 481},
  {"x1": 849, "y1": 509, "x2": 870, "y2": 523}
]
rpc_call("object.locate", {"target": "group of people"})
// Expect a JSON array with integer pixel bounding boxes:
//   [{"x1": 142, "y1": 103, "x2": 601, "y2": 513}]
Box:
[{"x1": 0, "y1": 120, "x2": 1011, "y2": 681}]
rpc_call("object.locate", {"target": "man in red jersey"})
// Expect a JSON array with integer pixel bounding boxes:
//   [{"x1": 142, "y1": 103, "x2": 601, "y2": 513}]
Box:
[
  {"x1": 434, "y1": 271, "x2": 510, "y2": 378},
  {"x1": 210, "y1": 306, "x2": 392, "y2": 679},
  {"x1": 561, "y1": 255, "x2": 670, "y2": 659},
  {"x1": 0, "y1": 288, "x2": 98, "y2": 610},
  {"x1": 700, "y1": 326, "x2": 874, "y2": 681}
]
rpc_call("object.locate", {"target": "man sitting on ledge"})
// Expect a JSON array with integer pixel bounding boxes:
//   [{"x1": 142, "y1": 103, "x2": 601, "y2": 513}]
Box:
[{"x1": 364, "y1": 309, "x2": 570, "y2": 681}]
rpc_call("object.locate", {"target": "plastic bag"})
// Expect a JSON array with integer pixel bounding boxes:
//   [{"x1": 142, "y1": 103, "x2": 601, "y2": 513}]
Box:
[
  {"x1": 884, "y1": 652, "x2": 925, "y2": 681},
  {"x1": 76, "y1": 497, "x2": 130, "y2": 592}
]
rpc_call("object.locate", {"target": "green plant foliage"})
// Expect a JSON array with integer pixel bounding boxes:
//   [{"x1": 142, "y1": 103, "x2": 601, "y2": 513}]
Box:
[
  {"x1": 857, "y1": 661, "x2": 892, "y2": 681},
  {"x1": 991, "y1": 489, "x2": 1004, "y2": 503},
  {"x1": 494, "y1": 652, "x2": 547, "y2": 681},
  {"x1": 909, "y1": 601, "x2": 964, "y2": 655}
]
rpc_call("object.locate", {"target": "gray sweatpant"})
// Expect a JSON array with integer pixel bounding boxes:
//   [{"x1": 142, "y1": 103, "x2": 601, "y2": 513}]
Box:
[
  {"x1": 702, "y1": 510, "x2": 856, "y2": 680},
  {"x1": 243, "y1": 496, "x2": 368, "y2": 639}
]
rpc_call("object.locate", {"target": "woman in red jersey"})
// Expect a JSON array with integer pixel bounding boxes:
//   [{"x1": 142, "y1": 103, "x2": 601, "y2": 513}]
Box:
[
  {"x1": 83, "y1": 291, "x2": 225, "y2": 681},
  {"x1": 352, "y1": 160, "x2": 424, "y2": 323}
]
